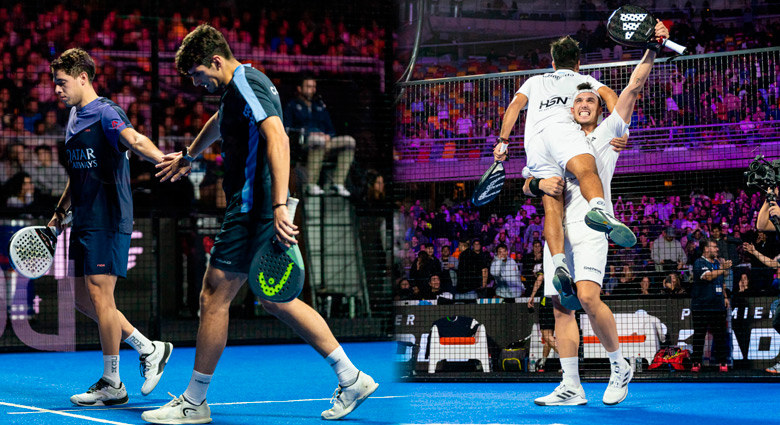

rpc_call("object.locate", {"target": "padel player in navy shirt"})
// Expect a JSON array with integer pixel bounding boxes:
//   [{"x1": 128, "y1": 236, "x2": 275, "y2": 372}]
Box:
[
  {"x1": 48, "y1": 48, "x2": 172, "y2": 407},
  {"x1": 145, "y1": 24, "x2": 377, "y2": 424}
]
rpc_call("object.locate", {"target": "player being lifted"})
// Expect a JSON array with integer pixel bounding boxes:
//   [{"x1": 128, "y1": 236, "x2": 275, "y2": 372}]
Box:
[
  {"x1": 498, "y1": 21, "x2": 669, "y2": 406},
  {"x1": 496, "y1": 36, "x2": 636, "y2": 303},
  {"x1": 48, "y1": 48, "x2": 173, "y2": 406}
]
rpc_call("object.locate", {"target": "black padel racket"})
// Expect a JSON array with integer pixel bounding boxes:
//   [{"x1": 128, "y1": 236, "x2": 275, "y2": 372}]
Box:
[
  {"x1": 248, "y1": 197, "x2": 305, "y2": 303},
  {"x1": 471, "y1": 141, "x2": 507, "y2": 206},
  {"x1": 8, "y1": 213, "x2": 72, "y2": 279},
  {"x1": 607, "y1": 5, "x2": 687, "y2": 55}
]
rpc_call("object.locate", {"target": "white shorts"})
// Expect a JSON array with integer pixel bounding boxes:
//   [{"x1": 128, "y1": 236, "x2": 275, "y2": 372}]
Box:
[
  {"x1": 523, "y1": 120, "x2": 594, "y2": 180},
  {"x1": 543, "y1": 220, "x2": 608, "y2": 297}
]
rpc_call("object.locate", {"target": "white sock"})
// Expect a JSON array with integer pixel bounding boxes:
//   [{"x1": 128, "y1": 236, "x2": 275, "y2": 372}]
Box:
[
  {"x1": 183, "y1": 370, "x2": 212, "y2": 405},
  {"x1": 589, "y1": 197, "x2": 607, "y2": 210},
  {"x1": 607, "y1": 348, "x2": 628, "y2": 367},
  {"x1": 124, "y1": 328, "x2": 154, "y2": 355},
  {"x1": 326, "y1": 346, "x2": 360, "y2": 387},
  {"x1": 102, "y1": 355, "x2": 120, "y2": 387},
  {"x1": 552, "y1": 253, "x2": 567, "y2": 270},
  {"x1": 560, "y1": 357, "x2": 580, "y2": 387}
]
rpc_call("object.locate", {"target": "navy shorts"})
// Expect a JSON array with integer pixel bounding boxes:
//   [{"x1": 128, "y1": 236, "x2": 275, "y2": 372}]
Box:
[
  {"x1": 210, "y1": 193, "x2": 275, "y2": 274},
  {"x1": 69, "y1": 230, "x2": 132, "y2": 278}
]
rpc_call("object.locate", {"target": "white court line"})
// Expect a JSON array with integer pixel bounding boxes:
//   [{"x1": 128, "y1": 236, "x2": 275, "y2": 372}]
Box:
[
  {"x1": 0, "y1": 401, "x2": 132, "y2": 424},
  {"x1": 7, "y1": 395, "x2": 408, "y2": 414}
]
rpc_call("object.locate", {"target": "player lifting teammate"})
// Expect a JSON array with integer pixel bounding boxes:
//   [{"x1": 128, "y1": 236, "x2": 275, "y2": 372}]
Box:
[
  {"x1": 48, "y1": 48, "x2": 173, "y2": 406},
  {"x1": 496, "y1": 36, "x2": 636, "y2": 305},
  {"x1": 141, "y1": 25, "x2": 377, "y2": 424},
  {"x1": 497, "y1": 21, "x2": 669, "y2": 406}
]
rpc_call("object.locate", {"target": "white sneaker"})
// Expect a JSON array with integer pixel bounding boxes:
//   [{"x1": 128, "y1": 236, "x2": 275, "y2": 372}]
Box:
[
  {"x1": 321, "y1": 371, "x2": 379, "y2": 420},
  {"x1": 603, "y1": 360, "x2": 633, "y2": 405},
  {"x1": 332, "y1": 184, "x2": 351, "y2": 197},
  {"x1": 307, "y1": 184, "x2": 325, "y2": 196},
  {"x1": 141, "y1": 393, "x2": 211, "y2": 424},
  {"x1": 70, "y1": 378, "x2": 128, "y2": 406},
  {"x1": 140, "y1": 341, "x2": 174, "y2": 396},
  {"x1": 534, "y1": 381, "x2": 587, "y2": 406},
  {"x1": 766, "y1": 362, "x2": 780, "y2": 374}
]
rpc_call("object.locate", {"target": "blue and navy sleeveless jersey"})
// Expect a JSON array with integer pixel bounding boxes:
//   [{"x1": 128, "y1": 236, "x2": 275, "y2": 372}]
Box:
[
  {"x1": 65, "y1": 97, "x2": 133, "y2": 234},
  {"x1": 218, "y1": 64, "x2": 284, "y2": 219}
]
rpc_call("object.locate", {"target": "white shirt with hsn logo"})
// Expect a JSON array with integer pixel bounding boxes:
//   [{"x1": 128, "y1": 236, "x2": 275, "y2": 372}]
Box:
[{"x1": 516, "y1": 69, "x2": 604, "y2": 138}]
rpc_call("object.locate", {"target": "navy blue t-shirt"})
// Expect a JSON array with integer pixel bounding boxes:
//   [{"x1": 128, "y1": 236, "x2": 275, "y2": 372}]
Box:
[
  {"x1": 692, "y1": 257, "x2": 726, "y2": 311},
  {"x1": 283, "y1": 97, "x2": 335, "y2": 137},
  {"x1": 218, "y1": 64, "x2": 283, "y2": 219},
  {"x1": 65, "y1": 97, "x2": 133, "y2": 234}
]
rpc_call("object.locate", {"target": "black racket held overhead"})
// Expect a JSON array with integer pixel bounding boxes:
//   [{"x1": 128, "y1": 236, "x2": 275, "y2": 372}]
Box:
[
  {"x1": 607, "y1": 5, "x2": 687, "y2": 55},
  {"x1": 8, "y1": 213, "x2": 72, "y2": 279},
  {"x1": 471, "y1": 141, "x2": 507, "y2": 206},
  {"x1": 248, "y1": 197, "x2": 305, "y2": 303}
]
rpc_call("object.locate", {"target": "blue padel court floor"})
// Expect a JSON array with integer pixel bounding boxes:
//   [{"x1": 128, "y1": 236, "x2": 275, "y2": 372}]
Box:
[{"x1": 1, "y1": 342, "x2": 777, "y2": 424}]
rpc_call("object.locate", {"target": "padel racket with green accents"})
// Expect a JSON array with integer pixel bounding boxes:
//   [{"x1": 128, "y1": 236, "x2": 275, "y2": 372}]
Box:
[
  {"x1": 8, "y1": 213, "x2": 72, "y2": 279},
  {"x1": 248, "y1": 197, "x2": 305, "y2": 303}
]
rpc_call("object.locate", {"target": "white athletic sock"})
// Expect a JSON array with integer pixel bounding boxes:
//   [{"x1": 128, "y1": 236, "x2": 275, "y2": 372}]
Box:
[
  {"x1": 589, "y1": 197, "x2": 607, "y2": 210},
  {"x1": 102, "y1": 355, "x2": 120, "y2": 387},
  {"x1": 124, "y1": 328, "x2": 154, "y2": 355},
  {"x1": 183, "y1": 370, "x2": 212, "y2": 405},
  {"x1": 607, "y1": 348, "x2": 628, "y2": 368},
  {"x1": 560, "y1": 357, "x2": 580, "y2": 387},
  {"x1": 552, "y1": 253, "x2": 567, "y2": 270},
  {"x1": 326, "y1": 346, "x2": 360, "y2": 387}
]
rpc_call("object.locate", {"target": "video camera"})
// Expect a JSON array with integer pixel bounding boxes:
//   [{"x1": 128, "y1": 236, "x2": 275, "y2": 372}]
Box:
[{"x1": 745, "y1": 155, "x2": 780, "y2": 232}]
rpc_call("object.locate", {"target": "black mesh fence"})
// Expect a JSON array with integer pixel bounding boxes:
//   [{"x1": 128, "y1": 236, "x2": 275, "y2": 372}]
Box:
[{"x1": 0, "y1": 0, "x2": 395, "y2": 351}]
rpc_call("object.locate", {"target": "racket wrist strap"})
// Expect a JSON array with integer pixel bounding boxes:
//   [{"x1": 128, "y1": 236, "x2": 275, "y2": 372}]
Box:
[
  {"x1": 497, "y1": 137, "x2": 509, "y2": 144},
  {"x1": 529, "y1": 178, "x2": 544, "y2": 197},
  {"x1": 272, "y1": 203, "x2": 286, "y2": 210},
  {"x1": 646, "y1": 40, "x2": 661, "y2": 53}
]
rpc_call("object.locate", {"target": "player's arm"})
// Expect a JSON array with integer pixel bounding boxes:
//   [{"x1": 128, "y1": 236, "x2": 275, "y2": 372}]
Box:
[
  {"x1": 523, "y1": 176, "x2": 564, "y2": 197},
  {"x1": 527, "y1": 273, "x2": 544, "y2": 309},
  {"x1": 261, "y1": 116, "x2": 299, "y2": 245},
  {"x1": 613, "y1": 21, "x2": 668, "y2": 123},
  {"x1": 47, "y1": 178, "x2": 71, "y2": 230},
  {"x1": 156, "y1": 111, "x2": 221, "y2": 182},
  {"x1": 498, "y1": 92, "x2": 528, "y2": 140},
  {"x1": 119, "y1": 128, "x2": 165, "y2": 163},
  {"x1": 597, "y1": 86, "x2": 618, "y2": 113}
]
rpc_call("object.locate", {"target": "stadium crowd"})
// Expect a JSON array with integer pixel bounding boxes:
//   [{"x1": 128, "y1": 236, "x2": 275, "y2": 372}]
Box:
[
  {"x1": 394, "y1": 187, "x2": 780, "y2": 300},
  {"x1": 0, "y1": 2, "x2": 387, "y2": 211}
]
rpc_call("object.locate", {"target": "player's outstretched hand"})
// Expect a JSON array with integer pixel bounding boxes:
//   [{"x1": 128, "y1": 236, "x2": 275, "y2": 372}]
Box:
[
  {"x1": 610, "y1": 133, "x2": 629, "y2": 152},
  {"x1": 274, "y1": 205, "x2": 299, "y2": 247},
  {"x1": 155, "y1": 152, "x2": 192, "y2": 182},
  {"x1": 540, "y1": 176, "x2": 564, "y2": 196}
]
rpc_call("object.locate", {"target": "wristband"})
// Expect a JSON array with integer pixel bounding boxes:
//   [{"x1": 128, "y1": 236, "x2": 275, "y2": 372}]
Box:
[
  {"x1": 182, "y1": 146, "x2": 196, "y2": 162},
  {"x1": 646, "y1": 40, "x2": 661, "y2": 53},
  {"x1": 272, "y1": 203, "x2": 286, "y2": 210},
  {"x1": 497, "y1": 137, "x2": 509, "y2": 144},
  {"x1": 529, "y1": 178, "x2": 543, "y2": 197},
  {"x1": 55, "y1": 206, "x2": 67, "y2": 216}
]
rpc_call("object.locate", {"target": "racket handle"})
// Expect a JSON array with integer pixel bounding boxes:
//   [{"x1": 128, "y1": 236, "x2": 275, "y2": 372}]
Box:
[
  {"x1": 51, "y1": 212, "x2": 73, "y2": 237},
  {"x1": 498, "y1": 142, "x2": 508, "y2": 154},
  {"x1": 662, "y1": 39, "x2": 687, "y2": 55},
  {"x1": 287, "y1": 197, "x2": 299, "y2": 223}
]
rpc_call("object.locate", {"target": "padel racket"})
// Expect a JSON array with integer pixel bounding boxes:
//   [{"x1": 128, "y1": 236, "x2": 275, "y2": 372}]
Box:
[
  {"x1": 471, "y1": 141, "x2": 507, "y2": 206},
  {"x1": 8, "y1": 213, "x2": 72, "y2": 279},
  {"x1": 607, "y1": 5, "x2": 687, "y2": 55},
  {"x1": 248, "y1": 197, "x2": 305, "y2": 303}
]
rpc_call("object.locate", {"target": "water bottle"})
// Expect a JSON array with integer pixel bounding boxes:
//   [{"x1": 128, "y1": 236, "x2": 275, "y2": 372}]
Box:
[{"x1": 529, "y1": 354, "x2": 537, "y2": 372}]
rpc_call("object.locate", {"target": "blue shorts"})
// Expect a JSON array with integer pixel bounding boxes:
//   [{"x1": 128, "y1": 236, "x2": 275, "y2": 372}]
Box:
[
  {"x1": 210, "y1": 192, "x2": 275, "y2": 274},
  {"x1": 69, "y1": 230, "x2": 132, "y2": 278}
]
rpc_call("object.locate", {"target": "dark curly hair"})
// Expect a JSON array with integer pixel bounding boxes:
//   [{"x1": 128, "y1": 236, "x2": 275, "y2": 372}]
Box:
[
  {"x1": 175, "y1": 24, "x2": 234, "y2": 76},
  {"x1": 50, "y1": 48, "x2": 96, "y2": 82},
  {"x1": 550, "y1": 36, "x2": 580, "y2": 70}
]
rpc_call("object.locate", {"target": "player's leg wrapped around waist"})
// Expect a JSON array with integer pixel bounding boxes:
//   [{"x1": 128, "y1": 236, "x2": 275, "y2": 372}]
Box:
[{"x1": 543, "y1": 220, "x2": 608, "y2": 297}]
